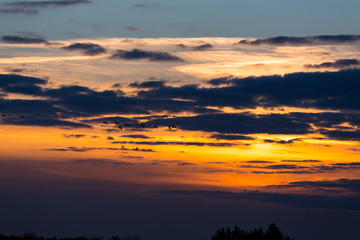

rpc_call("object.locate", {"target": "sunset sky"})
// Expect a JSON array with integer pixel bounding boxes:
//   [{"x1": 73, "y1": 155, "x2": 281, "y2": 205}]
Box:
[{"x1": 1, "y1": 1, "x2": 360, "y2": 240}]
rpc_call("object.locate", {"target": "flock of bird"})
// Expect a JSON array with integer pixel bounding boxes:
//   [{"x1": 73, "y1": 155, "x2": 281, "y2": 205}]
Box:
[
  {"x1": 1, "y1": 113, "x2": 179, "y2": 151},
  {"x1": 101, "y1": 115, "x2": 178, "y2": 130}
]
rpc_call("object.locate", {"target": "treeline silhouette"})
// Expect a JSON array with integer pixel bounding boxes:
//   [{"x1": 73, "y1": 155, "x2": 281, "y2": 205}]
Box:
[
  {"x1": 0, "y1": 233, "x2": 140, "y2": 240},
  {"x1": 211, "y1": 223, "x2": 293, "y2": 240}
]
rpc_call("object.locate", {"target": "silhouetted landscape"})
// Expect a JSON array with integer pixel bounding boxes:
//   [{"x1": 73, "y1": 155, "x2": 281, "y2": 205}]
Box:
[
  {"x1": 212, "y1": 223, "x2": 293, "y2": 240},
  {"x1": 0, "y1": 224, "x2": 293, "y2": 240}
]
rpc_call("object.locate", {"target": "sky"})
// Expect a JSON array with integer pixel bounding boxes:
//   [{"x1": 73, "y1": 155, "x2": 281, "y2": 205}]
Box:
[{"x1": 1, "y1": 1, "x2": 360, "y2": 240}]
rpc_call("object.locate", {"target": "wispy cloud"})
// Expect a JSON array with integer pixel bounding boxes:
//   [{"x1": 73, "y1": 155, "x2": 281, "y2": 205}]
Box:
[{"x1": 0, "y1": 8, "x2": 38, "y2": 15}]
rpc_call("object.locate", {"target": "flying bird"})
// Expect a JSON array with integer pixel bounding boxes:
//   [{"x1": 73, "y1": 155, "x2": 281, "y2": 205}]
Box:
[
  {"x1": 102, "y1": 121, "x2": 108, "y2": 125},
  {"x1": 140, "y1": 123, "x2": 145, "y2": 127},
  {"x1": 153, "y1": 125, "x2": 158, "y2": 128},
  {"x1": 162, "y1": 115, "x2": 169, "y2": 118},
  {"x1": 1, "y1": 114, "x2": 6, "y2": 117},
  {"x1": 118, "y1": 126, "x2": 123, "y2": 130},
  {"x1": 114, "y1": 120, "x2": 119, "y2": 125}
]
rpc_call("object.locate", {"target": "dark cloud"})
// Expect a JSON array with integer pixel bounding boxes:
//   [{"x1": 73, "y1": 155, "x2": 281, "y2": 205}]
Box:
[
  {"x1": 121, "y1": 134, "x2": 151, "y2": 139},
  {"x1": 138, "y1": 69, "x2": 360, "y2": 111},
  {"x1": 0, "y1": 8, "x2": 38, "y2": 15},
  {"x1": 61, "y1": 42, "x2": 106, "y2": 56},
  {"x1": 267, "y1": 178, "x2": 360, "y2": 194},
  {"x1": 193, "y1": 43, "x2": 213, "y2": 51},
  {"x1": 176, "y1": 43, "x2": 213, "y2": 51},
  {"x1": 129, "y1": 80, "x2": 165, "y2": 89},
  {"x1": 1, "y1": 35, "x2": 47, "y2": 44},
  {"x1": 240, "y1": 160, "x2": 360, "y2": 175},
  {"x1": 132, "y1": 3, "x2": 159, "y2": 7},
  {"x1": 305, "y1": 59, "x2": 360, "y2": 69},
  {"x1": 158, "y1": 189, "x2": 360, "y2": 211},
  {"x1": 46, "y1": 146, "x2": 155, "y2": 152},
  {"x1": 281, "y1": 160, "x2": 323, "y2": 163},
  {"x1": 112, "y1": 141, "x2": 235, "y2": 147},
  {"x1": 63, "y1": 134, "x2": 86, "y2": 138},
  {"x1": 3, "y1": 70, "x2": 360, "y2": 136},
  {"x1": 148, "y1": 113, "x2": 313, "y2": 135},
  {"x1": 263, "y1": 138, "x2": 302, "y2": 144},
  {"x1": 110, "y1": 49, "x2": 183, "y2": 62},
  {"x1": 238, "y1": 34, "x2": 360, "y2": 45},
  {"x1": 245, "y1": 160, "x2": 275, "y2": 164},
  {"x1": 320, "y1": 129, "x2": 360, "y2": 141},
  {"x1": 207, "y1": 77, "x2": 232, "y2": 86},
  {"x1": 210, "y1": 134, "x2": 255, "y2": 140},
  {"x1": 4, "y1": 0, "x2": 92, "y2": 8}
]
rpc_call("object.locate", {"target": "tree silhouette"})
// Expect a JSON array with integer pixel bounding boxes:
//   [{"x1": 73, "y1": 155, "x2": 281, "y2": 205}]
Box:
[{"x1": 211, "y1": 223, "x2": 293, "y2": 240}]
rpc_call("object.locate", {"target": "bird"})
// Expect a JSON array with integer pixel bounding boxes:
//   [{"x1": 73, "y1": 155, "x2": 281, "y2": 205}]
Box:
[
  {"x1": 168, "y1": 125, "x2": 171, "y2": 129},
  {"x1": 124, "y1": 123, "x2": 130, "y2": 126},
  {"x1": 118, "y1": 126, "x2": 123, "y2": 130},
  {"x1": 153, "y1": 125, "x2": 158, "y2": 128},
  {"x1": 114, "y1": 120, "x2": 119, "y2": 125},
  {"x1": 172, "y1": 115, "x2": 176, "y2": 118},
  {"x1": 102, "y1": 121, "x2": 108, "y2": 125},
  {"x1": 1, "y1": 114, "x2": 6, "y2": 117},
  {"x1": 162, "y1": 115, "x2": 169, "y2": 118},
  {"x1": 122, "y1": 145, "x2": 125, "y2": 148},
  {"x1": 140, "y1": 123, "x2": 145, "y2": 127},
  {"x1": 135, "y1": 147, "x2": 139, "y2": 151}
]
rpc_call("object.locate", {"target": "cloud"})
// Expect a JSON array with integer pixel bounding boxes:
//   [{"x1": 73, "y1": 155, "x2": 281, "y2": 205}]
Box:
[
  {"x1": 4, "y1": 0, "x2": 92, "y2": 8},
  {"x1": 147, "y1": 113, "x2": 313, "y2": 135},
  {"x1": 63, "y1": 134, "x2": 86, "y2": 138},
  {"x1": 45, "y1": 146, "x2": 156, "y2": 152},
  {"x1": 0, "y1": 8, "x2": 38, "y2": 15},
  {"x1": 305, "y1": 59, "x2": 360, "y2": 69},
  {"x1": 238, "y1": 34, "x2": 360, "y2": 45},
  {"x1": 193, "y1": 43, "x2": 213, "y2": 51},
  {"x1": 158, "y1": 189, "x2": 360, "y2": 210},
  {"x1": 124, "y1": 26, "x2": 140, "y2": 32},
  {"x1": 121, "y1": 134, "x2": 151, "y2": 139},
  {"x1": 176, "y1": 43, "x2": 214, "y2": 51},
  {"x1": 320, "y1": 129, "x2": 360, "y2": 141},
  {"x1": 263, "y1": 138, "x2": 302, "y2": 144},
  {"x1": 138, "y1": 69, "x2": 360, "y2": 111},
  {"x1": 281, "y1": 160, "x2": 323, "y2": 163},
  {"x1": 112, "y1": 141, "x2": 235, "y2": 147},
  {"x1": 132, "y1": 3, "x2": 159, "y2": 7},
  {"x1": 129, "y1": 80, "x2": 165, "y2": 89},
  {"x1": 1, "y1": 35, "x2": 47, "y2": 44},
  {"x1": 110, "y1": 49, "x2": 183, "y2": 62},
  {"x1": 210, "y1": 134, "x2": 255, "y2": 140},
  {"x1": 2, "y1": 70, "x2": 360, "y2": 135},
  {"x1": 61, "y1": 42, "x2": 106, "y2": 56},
  {"x1": 267, "y1": 178, "x2": 360, "y2": 193}
]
